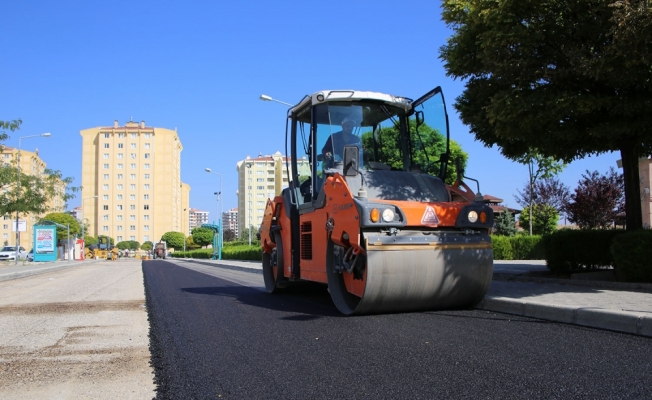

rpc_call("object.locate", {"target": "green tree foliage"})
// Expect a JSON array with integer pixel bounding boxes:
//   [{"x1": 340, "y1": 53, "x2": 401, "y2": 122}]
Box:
[
  {"x1": 141, "y1": 241, "x2": 153, "y2": 251},
  {"x1": 115, "y1": 241, "x2": 130, "y2": 250},
  {"x1": 39, "y1": 212, "x2": 81, "y2": 239},
  {"x1": 361, "y1": 121, "x2": 468, "y2": 185},
  {"x1": 84, "y1": 235, "x2": 97, "y2": 248},
  {"x1": 519, "y1": 204, "x2": 559, "y2": 236},
  {"x1": 0, "y1": 119, "x2": 22, "y2": 142},
  {"x1": 440, "y1": 0, "x2": 652, "y2": 230},
  {"x1": 160, "y1": 231, "x2": 185, "y2": 250},
  {"x1": 191, "y1": 227, "x2": 214, "y2": 248},
  {"x1": 129, "y1": 240, "x2": 140, "y2": 250},
  {"x1": 223, "y1": 229, "x2": 236, "y2": 242},
  {"x1": 238, "y1": 226, "x2": 259, "y2": 242},
  {"x1": 493, "y1": 211, "x2": 518, "y2": 236},
  {"x1": 185, "y1": 235, "x2": 201, "y2": 250}
]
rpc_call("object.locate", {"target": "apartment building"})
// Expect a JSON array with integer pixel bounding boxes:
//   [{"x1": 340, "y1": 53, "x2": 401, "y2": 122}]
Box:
[
  {"x1": 0, "y1": 146, "x2": 66, "y2": 249},
  {"x1": 236, "y1": 152, "x2": 310, "y2": 234},
  {"x1": 80, "y1": 120, "x2": 190, "y2": 245},
  {"x1": 223, "y1": 207, "x2": 238, "y2": 237},
  {"x1": 188, "y1": 208, "x2": 209, "y2": 234}
]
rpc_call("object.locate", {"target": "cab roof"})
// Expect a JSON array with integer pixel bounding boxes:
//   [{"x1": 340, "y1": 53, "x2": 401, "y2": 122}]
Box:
[{"x1": 289, "y1": 90, "x2": 413, "y2": 115}]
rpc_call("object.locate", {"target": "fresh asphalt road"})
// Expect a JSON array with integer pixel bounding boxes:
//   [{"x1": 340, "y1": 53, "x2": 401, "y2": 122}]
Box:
[{"x1": 143, "y1": 260, "x2": 652, "y2": 399}]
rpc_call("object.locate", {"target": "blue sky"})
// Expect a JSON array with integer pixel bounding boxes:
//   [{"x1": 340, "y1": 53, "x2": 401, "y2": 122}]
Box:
[{"x1": 1, "y1": 0, "x2": 619, "y2": 222}]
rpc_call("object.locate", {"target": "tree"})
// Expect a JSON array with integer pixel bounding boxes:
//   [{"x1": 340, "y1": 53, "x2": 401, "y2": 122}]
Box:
[
  {"x1": 84, "y1": 235, "x2": 97, "y2": 248},
  {"x1": 493, "y1": 211, "x2": 518, "y2": 236},
  {"x1": 566, "y1": 168, "x2": 625, "y2": 229},
  {"x1": 361, "y1": 121, "x2": 469, "y2": 185},
  {"x1": 515, "y1": 177, "x2": 571, "y2": 222},
  {"x1": 191, "y1": 227, "x2": 214, "y2": 248},
  {"x1": 185, "y1": 235, "x2": 201, "y2": 250},
  {"x1": 115, "y1": 241, "x2": 130, "y2": 250},
  {"x1": 39, "y1": 212, "x2": 81, "y2": 239},
  {"x1": 0, "y1": 119, "x2": 22, "y2": 142},
  {"x1": 223, "y1": 229, "x2": 236, "y2": 242},
  {"x1": 128, "y1": 240, "x2": 140, "y2": 250},
  {"x1": 160, "y1": 231, "x2": 185, "y2": 250},
  {"x1": 238, "y1": 226, "x2": 258, "y2": 243},
  {"x1": 440, "y1": 0, "x2": 652, "y2": 230},
  {"x1": 519, "y1": 204, "x2": 559, "y2": 235},
  {"x1": 141, "y1": 241, "x2": 153, "y2": 251}
]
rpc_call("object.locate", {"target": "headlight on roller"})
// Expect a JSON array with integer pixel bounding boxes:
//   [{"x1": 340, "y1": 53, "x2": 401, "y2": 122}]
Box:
[
  {"x1": 382, "y1": 208, "x2": 395, "y2": 222},
  {"x1": 468, "y1": 210, "x2": 478, "y2": 223}
]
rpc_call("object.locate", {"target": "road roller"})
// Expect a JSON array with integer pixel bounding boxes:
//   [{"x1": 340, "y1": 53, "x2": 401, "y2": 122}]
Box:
[{"x1": 260, "y1": 87, "x2": 494, "y2": 315}]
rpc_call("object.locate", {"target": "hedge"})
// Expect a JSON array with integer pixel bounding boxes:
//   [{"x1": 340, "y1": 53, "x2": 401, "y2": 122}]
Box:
[
  {"x1": 611, "y1": 230, "x2": 652, "y2": 283},
  {"x1": 170, "y1": 245, "x2": 262, "y2": 261},
  {"x1": 542, "y1": 229, "x2": 625, "y2": 274},
  {"x1": 490, "y1": 235, "x2": 545, "y2": 260}
]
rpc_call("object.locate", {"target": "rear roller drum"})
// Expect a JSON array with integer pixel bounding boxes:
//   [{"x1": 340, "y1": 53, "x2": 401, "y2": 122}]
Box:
[{"x1": 262, "y1": 232, "x2": 287, "y2": 293}]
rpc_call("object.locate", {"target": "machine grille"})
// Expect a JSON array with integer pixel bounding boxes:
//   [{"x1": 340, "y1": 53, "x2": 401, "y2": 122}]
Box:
[{"x1": 300, "y1": 222, "x2": 312, "y2": 260}]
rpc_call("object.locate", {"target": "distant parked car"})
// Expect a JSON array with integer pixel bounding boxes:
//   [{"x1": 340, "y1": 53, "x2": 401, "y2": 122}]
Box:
[
  {"x1": 0, "y1": 246, "x2": 28, "y2": 261},
  {"x1": 26, "y1": 249, "x2": 34, "y2": 262}
]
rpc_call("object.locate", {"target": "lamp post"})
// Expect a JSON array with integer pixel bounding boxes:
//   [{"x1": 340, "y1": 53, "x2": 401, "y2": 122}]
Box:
[
  {"x1": 15, "y1": 132, "x2": 51, "y2": 264},
  {"x1": 259, "y1": 94, "x2": 293, "y2": 107},
  {"x1": 205, "y1": 168, "x2": 223, "y2": 260},
  {"x1": 81, "y1": 196, "x2": 98, "y2": 242}
]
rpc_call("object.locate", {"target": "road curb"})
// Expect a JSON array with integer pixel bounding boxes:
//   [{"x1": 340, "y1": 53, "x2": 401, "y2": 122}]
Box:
[
  {"x1": 173, "y1": 259, "x2": 262, "y2": 275},
  {"x1": 0, "y1": 261, "x2": 97, "y2": 282},
  {"x1": 476, "y1": 297, "x2": 652, "y2": 337}
]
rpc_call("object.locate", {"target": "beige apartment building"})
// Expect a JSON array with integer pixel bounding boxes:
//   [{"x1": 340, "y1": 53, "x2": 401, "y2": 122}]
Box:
[
  {"x1": 188, "y1": 208, "x2": 209, "y2": 234},
  {"x1": 0, "y1": 146, "x2": 66, "y2": 249},
  {"x1": 80, "y1": 120, "x2": 190, "y2": 245},
  {"x1": 236, "y1": 152, "x2": 310, "y2": 235},
  {"x1": 223, "y1": 207, "x2": 238, "y2": 237}
]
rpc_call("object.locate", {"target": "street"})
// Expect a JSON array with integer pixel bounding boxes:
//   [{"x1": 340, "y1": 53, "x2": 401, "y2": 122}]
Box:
[{"x1": 145, "y1": 260, "x2": 652, "y2": 399}]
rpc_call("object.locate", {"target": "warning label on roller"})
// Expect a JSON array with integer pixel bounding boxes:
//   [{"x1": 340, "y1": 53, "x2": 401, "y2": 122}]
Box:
[{"x1": 421, "y1": 206, "x2": 440, "y2": 225}]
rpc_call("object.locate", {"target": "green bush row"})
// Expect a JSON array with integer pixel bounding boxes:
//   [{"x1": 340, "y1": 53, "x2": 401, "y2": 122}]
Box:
[
  {"x1": 169, "y1": 245, "x2": 262, "y2": 261},
  {"x1": 491, "y1": 235, "x2": 545, "y2": 260},
  {"x1": 611, "y1": 230, "x2": 652, "y2": 282},
  {"x1": 542, "y1": 229, "x2": 625, "y2": 274}
]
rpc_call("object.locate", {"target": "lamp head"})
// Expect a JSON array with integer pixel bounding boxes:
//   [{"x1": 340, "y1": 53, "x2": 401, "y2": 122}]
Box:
[
  {"x1": 205, "y1": 168, "x2": 212, "y2": 172},
  {"x1": 260, "y1": 94, "x2": 272, "y2": 101},
  {"x1": 42, "y1": 133, "x2": 51, "y2": 137}
]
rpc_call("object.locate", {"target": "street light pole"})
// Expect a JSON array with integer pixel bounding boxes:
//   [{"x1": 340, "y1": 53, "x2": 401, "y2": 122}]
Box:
[
  {"x1": 15, "y1": 132, "x2": 51, "y2": 264},
  {"x1": 205, "y1": 168, "x2": 223, "y2": 260}
]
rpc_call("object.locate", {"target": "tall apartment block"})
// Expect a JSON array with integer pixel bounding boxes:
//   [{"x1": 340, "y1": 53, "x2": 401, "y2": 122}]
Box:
[
  {"x1": 80, "y1": 120, "x2": 190, "y2": 245},
  {"x1": 223, "y1": 207, "x2": 238, "y2": 237},
  {"x1": 236, "y1": 152, "x2": 310, "y2": 235},
  {"x1": 188, "y1": 208, "x2": 209, "y2": 234},
  {"x1": 0, "y1": 146, "x2": 66, "y2": 249}
]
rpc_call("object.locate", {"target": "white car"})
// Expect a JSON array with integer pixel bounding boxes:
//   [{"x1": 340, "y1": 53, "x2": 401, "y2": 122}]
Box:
[{"x1": 0, "y1": 246, "x2": 28, "y2": 261}]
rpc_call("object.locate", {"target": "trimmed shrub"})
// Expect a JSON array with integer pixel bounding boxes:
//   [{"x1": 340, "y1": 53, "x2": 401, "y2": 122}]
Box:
[
  {"x1": 510, "y1": 235, "x2": 546, "y2": 260},
  {"x1": 611, "y1": 230, "x2": 652, "y2": 283},
  {"x1": 222, "y1": 245, "x2": 262, "y2": 261},
  {"x1": 543, "y1": 229, "x2": 625, "y2": 274},
  {"x1": 491, "y1": 236, "x2": 513, "y2": 260}
]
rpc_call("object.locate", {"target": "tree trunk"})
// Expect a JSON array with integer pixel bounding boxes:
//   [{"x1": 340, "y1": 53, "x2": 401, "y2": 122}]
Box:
[{"x1": 620, "y1": 143, "x2": 643, "y2": 230}]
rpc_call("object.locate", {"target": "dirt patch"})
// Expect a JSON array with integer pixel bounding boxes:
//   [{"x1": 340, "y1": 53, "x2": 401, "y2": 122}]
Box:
[{"x1": 0, "y1": 300, "x2": 145, "y2": 315}]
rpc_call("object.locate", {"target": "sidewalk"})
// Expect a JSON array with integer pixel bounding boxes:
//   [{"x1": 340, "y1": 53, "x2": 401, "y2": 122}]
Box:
[
  {"x1": 173, "y1": 257, "x2": 652, "y2": 338},
  {"x1": 0, "y1": 258, "x2": 100, "y2": 282}
]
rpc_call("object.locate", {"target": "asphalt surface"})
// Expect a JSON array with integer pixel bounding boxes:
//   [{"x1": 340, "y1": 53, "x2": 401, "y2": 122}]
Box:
[{"x1": 144, "y1": 260, "x2": 652, "y2": 399}]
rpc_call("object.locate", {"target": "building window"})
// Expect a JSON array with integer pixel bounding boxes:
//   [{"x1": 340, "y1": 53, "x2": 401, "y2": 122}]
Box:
[
  {"x1": 144, "y1": 205, "x2": 149, "y2": 210},
  {"x1": 103, "y1": 226, "x2": 108, "y2": 231},
  {"x1": 103, "y1": 164, "x2": 109, "y2": 169},
  {"x1": 131, "y1": 153, "x2": 136, "y2": 159},
  {"x1": 144, "y1": 194, "x2": 149, "y2": 200},
  {"x1": 130, "y1": 184, "x2": 136, "y2": 190},
  {"x1": 130, "y1": 236, "x2": 135, "y2": 241},
  {"x1": 144, "y1": 184, "x2": 149, "y2": 189},
  {"x1": 257, "y1": 186, "x2": 264, "y2": 190},
  {"x1": 103, "y1": 153, "x2": 109, "y2": 159},
  {"x1": 117, "y1": 184, "x2": 123, "y2": 190},
  {"x1": 144, "y1": 225, "x2": 149, "y2": 231},
  {"x1": 130, "y1": 225, "x2": 135, "y2": 231},
  {"x1": 131, "y1": 133, "x2": 137, "y2": 138},
  {"x1": 103, "y1": 215, "x2": 109, "y2": 220},
  {"x1": 130, "y1": 205, "x2": 135, "y2": 210},
  {"x1": 117, "y1": 164, "x2": 123, "y2": 169},
  {"x1": 131, "y1": 143, "x2": 136, "y2": 149},
  {"x1": 103, "y1": 184, "x2": 108, "y2": 190},
  {"x1": 130, "y1": 163, "x2": 136, "y2": 169},
  {"x1": 130, "y1": 194, "x2": 135, "y2": 200},
  {"x1": 117, "y1": 215, "x2": 123, "y2": 221},
  {"x1": 144, "y1": 215, "x2": 149, "y2": 220},
  {"x1": 117, "y1": 205, "x2": 123, "y2": 210},
  {"x1": 130, "y1": 215, "x2": 135, "y2": 220},
  {"x1": 118, "y1": 143, "x2": 124, "y2": 148},
  {"x1": 144, "y1": 164, "x2": 150, "y2": 169},
  {"x1": 117, "y1": 194, "x2": 123, "y2": 200},
  {"x1": 144, "y1": 153, "x2": 150, "y2": 159},
  {"x1": 118, "y1": 153, "x2": 123, "y2": 159},
  {"x1": 103, "y1": 205, "x2": 108, "y2": 210},
  {"x1": 144, "y1": 174, "x2": 150, "y2": 179},
  {"x1": 2, "y1": 224, "x2": 6, "y2": 229},
  {"x1": 130, "y1": 174, "x2": 136, "y2": 179},
  {"x1": 104, "y1": 143, "x2": 109, "y2": 148},
  {"x1": 104, "y1": 133, "x2": 110, "y2": 138},
  {"x1": 145, "y1": 143, "x2": 150, "y2": 149},
  {"x1": 117, "y1": 226, "x2": 123, "y2": 231},
  {"x1": 257, "y1": 178, "x2": 264, "y2": 182},
  {"x1": 145, "y1": 133, "x2": 150, "y2": 138},
  {"x1": 117, "y1": 236, "x2": 123, "y2": 242},
  {"x1": 117, "y1": 174, "x2": 123, "y2": 179},
  {"x1": 144, "y1": 235, "x2": 149, "y2": 241},
  {"x1": 103, "y1": 195, "x2": 109, "y2": 200}
]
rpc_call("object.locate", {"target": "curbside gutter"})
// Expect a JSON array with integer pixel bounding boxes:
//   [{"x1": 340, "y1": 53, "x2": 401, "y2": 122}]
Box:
[{"x1": 476, "y1": 297, "x2": 652, "y2": 338}]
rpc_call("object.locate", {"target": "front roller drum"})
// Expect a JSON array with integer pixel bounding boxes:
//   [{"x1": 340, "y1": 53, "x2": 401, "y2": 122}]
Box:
[{"x1": 327, "y1": 242, "x2": 493, "y2": 315}]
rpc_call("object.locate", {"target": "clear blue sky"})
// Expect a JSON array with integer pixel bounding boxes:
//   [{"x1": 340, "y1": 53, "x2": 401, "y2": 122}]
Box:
[{"x1": 1, "y1": 0, "x2": 619, "y2": 222}]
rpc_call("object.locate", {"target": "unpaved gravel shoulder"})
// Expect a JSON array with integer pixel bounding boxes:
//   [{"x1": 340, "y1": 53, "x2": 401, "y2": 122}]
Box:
[{"x1": 0, "y1": 259, "x2": 155, "y2": 399}]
